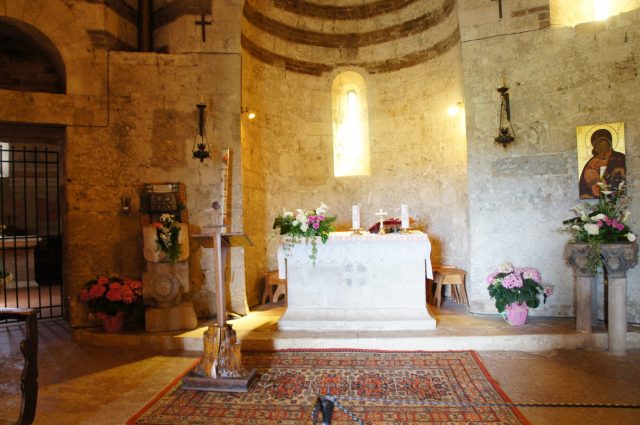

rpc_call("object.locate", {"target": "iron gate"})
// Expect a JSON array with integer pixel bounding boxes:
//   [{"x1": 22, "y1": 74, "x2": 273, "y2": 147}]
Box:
[{"x1": 1, "y1": 144, "x2": 63, "y2": 321}]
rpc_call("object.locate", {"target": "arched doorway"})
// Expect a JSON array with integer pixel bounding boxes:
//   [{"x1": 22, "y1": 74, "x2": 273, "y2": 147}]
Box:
[{"x1": 0, "y1": 19, "x2": 66, "y2": 320}]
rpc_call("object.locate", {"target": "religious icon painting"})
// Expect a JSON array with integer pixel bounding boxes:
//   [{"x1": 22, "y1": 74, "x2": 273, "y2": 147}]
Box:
[{"x1": 576, "y1": 122, "x2": 626, "y2": 199}]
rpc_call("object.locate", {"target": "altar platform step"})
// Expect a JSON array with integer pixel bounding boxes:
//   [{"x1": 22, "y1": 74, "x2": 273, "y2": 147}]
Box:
[{"x1": 72, "y1": 302, "x2": 640, "y2": 353}]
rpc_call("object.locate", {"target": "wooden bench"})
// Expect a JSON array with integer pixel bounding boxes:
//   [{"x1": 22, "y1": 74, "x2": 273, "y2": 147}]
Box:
[{"x1": 0, "y1": 308, "x2": 39, "y2": 425}]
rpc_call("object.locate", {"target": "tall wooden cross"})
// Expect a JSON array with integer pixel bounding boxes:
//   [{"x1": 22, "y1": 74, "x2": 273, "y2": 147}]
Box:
[{"x1": 195, "y1": 14, "x2": 212, "y2": 42}]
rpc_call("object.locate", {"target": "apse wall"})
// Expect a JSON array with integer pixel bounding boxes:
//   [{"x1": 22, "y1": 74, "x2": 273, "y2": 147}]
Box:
[
  {"x1": 461, "y1": 2, "x2": 640, "y2": 321},
  {"x1": 241, "y1": 0, "x2": 469, "y2": 280}
]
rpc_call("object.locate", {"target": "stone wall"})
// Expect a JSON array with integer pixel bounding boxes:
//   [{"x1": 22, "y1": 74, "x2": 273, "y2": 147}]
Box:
[
  {"x1": 3, "y1": 0, "x2": 640, "y2": 327},
  {"x1": 0, "y1": 0, "x2": 244, "y2": 326},
  {"x1": 460, "y1": 0, "x2": 640, "y2": 320},
  {"x1": 65, "y1": 52, "x2": 241, "y2": 326}
]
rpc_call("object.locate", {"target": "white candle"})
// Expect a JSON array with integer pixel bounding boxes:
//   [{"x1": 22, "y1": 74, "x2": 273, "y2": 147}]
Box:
[
  {"x1": 401, "y1": 204, "x2": 409, "y2": 228},
  {"x1": 352, "y1": 205, "x2": 360, "y2": 229}
]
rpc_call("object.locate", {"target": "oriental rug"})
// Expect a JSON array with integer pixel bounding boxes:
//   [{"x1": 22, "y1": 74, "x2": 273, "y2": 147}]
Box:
[{"x1": 127, "y1": 350, "x2": 528, "y2": 425}]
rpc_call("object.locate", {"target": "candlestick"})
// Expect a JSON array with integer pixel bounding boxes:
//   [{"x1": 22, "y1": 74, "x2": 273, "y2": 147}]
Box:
[
  {"x1": 352, "y1": 205, "x2": 360, "y2": 229},
  {"x1": 401, "y1": 204, "x2": 409, "y2": 229}
]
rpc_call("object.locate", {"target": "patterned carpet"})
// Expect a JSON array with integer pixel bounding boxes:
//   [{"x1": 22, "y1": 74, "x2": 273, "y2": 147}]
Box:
[{"x1": 127, "y1": 350, "x2": 528, "y2": 425}]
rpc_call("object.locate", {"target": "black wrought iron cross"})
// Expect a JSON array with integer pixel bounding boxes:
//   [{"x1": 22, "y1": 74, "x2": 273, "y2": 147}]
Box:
[{"x1": 195, "y1": 14, "x2": 212, "y2": 42}]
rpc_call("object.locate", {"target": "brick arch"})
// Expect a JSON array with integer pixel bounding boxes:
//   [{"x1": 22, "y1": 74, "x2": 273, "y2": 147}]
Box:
[{"x1": 2, "y1": 0, "x2": 104, "y2": 96}]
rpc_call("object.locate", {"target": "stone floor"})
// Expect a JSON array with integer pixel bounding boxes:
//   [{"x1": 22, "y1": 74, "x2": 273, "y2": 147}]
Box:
[{"x1": 1, "y1": 302, "x2": 640, "y2": 424}]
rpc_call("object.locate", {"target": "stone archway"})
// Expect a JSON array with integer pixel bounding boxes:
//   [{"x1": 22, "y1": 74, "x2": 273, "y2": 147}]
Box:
[{"x1": 1, "y1": 0, "x2": 105, "y2": 97}]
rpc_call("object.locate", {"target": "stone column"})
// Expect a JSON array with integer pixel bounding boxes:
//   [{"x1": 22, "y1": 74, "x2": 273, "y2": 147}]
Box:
[
  {"x1": 600, "y1": 243, "x2": 638, "y2": 356},
  {"x1": 564, "y1": 244, "x2": 596, "y2": 333}
]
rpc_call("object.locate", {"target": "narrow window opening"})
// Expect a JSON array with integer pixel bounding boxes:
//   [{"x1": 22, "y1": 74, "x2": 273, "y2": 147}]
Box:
[{"x1": 332, "y1": 72, "x2": 370, "y2": 177}]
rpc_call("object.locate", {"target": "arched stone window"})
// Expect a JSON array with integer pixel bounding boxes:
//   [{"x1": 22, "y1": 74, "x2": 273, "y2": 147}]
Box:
[
  {"x1": 332, "y1": 71, "x2": 370, "y2": 177},
  {"x1": 550, "y1": 0, "x2": 637, "y2": 26}
]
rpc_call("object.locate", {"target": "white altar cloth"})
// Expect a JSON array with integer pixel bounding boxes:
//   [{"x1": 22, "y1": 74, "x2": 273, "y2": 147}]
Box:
[{"x1": 277, "y1": 231, "x2": 436, "y2": 331}]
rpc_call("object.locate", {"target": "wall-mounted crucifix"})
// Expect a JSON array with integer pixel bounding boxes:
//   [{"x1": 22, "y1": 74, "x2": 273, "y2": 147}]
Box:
[{"x1": 195, "y1": 14, "x2": 212, "y2": 42}]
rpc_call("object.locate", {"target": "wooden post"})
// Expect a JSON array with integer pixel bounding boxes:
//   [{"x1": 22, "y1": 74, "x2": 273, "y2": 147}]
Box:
[{"x1": 183, "y1": 229, "x2": 257, "y2": 391}]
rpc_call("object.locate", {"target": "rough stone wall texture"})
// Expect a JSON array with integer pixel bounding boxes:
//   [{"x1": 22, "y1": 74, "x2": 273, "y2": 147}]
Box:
[
  {"x1": 241, "y1": 63, "x2": 269, "y2": 308},
  {"x1": 460, "y1": 0, "x2": 640, "y2": 320},
  {"x1": 4, "y1": 0, "x2": 640, "y2": 327},
  {"x1": 241, "y1": 0, "x2": 469, "y2": 274},
  {"x1": 241, "y1": 0, "x2": 460, "y2": 75},
  {"x1": 1, "y1": 0, "x2": 245, "y2": 326},
  {"x1": 64, "y1": 52, "x2": 241, "y2": 326},
  {"x1": 153, "y1": 0, "x2": 242, "y2": 54},
  {"x1": 83, "y1": 0, "x2": 139, "y2": 51}
]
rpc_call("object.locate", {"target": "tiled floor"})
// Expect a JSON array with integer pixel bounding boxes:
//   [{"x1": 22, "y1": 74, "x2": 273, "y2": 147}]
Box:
[{"x1": 1, "y1": 302, "x2": 640, "y2": 424}]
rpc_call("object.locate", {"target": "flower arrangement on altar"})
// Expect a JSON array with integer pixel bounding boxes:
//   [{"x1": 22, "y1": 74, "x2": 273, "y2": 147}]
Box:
[
  {"x1": 80, "y1": 275, "x2": 143, "y2": 319},
  {"x1": 152, "y1": 213, "x2": 182, "y2": 263},
  {"x1": 562, "y1": 166, "x2": 636, "y2": 274},
  {"x1": 272, "y1": 202, "x2": 336, "y2": 262},
  {"x1": 487, "y1": 263, "x2": 552, "y2": 314}
]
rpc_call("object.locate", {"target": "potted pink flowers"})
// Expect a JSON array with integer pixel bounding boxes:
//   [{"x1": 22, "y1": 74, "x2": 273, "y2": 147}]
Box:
[
  {"x1": 80, "y1": 275, "x2": 143, "y2": 332},
  {"x1": 487, "y1": 263, "x2": 552, "y2": 325}
]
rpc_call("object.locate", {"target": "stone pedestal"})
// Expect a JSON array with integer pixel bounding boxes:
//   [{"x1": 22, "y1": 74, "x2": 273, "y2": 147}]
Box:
[
  {"x1": 142, "y1": 223, "x2": 190, "y2": 263},
  {"x1": 565, "y1": 242, "x2": 638, "y2": 355},
  {"x1": 145, "y1": 301, "x2": 198, "y2": 332},
  {"x1": 142, "y1": 221, "x2": 196, "y2": 332}
]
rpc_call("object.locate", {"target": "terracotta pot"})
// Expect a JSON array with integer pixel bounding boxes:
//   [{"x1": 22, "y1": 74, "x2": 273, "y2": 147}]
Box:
[
  {"x1": 504, "y1": 303, "x2": 528, "y2": 326},
  {"x1": 101, "y1": 311, "x2": 126, "y2": 333}
]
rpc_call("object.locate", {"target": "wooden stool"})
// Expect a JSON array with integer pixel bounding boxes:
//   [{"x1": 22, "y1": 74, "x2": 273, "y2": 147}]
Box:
[
  {"x1": 261, "y1": 271, "x2": 287, "y2": 304},
  {"x1": 432, "y1": 265, "x2": 468, "y2": 308}
]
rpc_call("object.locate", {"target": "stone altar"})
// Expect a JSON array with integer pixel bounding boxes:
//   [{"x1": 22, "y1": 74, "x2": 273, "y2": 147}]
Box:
[{"x1": 277, "y1": 231, "x2": 436, "y2": 331}]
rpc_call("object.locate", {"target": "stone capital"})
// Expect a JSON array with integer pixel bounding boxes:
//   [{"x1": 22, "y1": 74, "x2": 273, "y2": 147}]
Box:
[
  {"x1": 564, "y1": 243, "x2": 597, "y2": 277},
  {"x1": 601, "y1": 242, "x2": 639, "y2": 278},
  {"x1": 564, "y1": 242, "x2": 638, "y2": 278}
]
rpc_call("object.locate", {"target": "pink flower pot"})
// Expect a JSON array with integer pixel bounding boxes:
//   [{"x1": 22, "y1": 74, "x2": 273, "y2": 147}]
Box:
[
  {"x1": 100, "y1": 311, "x2": 126, "y2": 333},
  {"x1": 505, "y1": 303, "x2": 528, "y2": 326}
]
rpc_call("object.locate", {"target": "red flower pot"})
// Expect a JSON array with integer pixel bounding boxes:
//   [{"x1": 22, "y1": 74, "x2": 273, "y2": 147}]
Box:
[{"x1": 100, "y1": 311, "x2": 126, "y2": 333}]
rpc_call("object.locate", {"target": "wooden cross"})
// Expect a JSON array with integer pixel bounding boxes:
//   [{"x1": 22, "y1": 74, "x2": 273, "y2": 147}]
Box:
[
  {"x1": 195, "y1": 14, "x2": 212, "y2": 42},
  {"x1": 495, "y1": 0, "x2": 503, "y2": 19}
]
